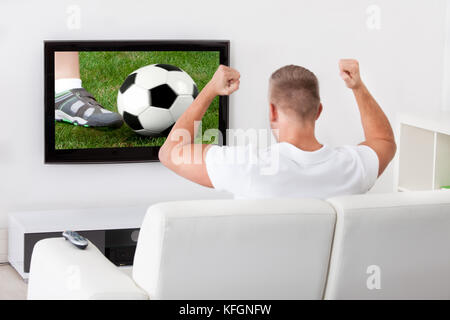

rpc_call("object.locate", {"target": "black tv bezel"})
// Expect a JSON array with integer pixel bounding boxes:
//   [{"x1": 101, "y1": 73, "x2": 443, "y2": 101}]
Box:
[{"x1": 44, "y1": 40, "x2": 230, "y2": 164}]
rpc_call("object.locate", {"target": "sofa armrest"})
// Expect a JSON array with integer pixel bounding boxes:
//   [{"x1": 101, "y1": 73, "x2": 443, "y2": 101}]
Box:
[{"x1": 27, "y1": 238, "x2": 148, "y2": 300}]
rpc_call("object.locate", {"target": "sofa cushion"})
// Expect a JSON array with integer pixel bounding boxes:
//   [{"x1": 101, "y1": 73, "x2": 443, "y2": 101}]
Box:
[
  {"x1": 133, "y1": 198, "x2": 336, "y2": 299},
  {"x1": 325, "y1": 190, "x2": 450, "y2": 299}
]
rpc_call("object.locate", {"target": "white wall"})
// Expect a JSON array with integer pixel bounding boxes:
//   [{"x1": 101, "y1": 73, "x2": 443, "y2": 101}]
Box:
[
  {"x1": 0, "y1": 0, "x2": 447, "y2": 230},
  {"x1": 442, "y1": 0, "x2": 450, "y2": 111}
]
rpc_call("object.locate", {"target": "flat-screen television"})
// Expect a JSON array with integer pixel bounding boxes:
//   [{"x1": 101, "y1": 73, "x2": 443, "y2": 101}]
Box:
[{"x1": 44, "y1": 40, "x2": 229, "y2": 163}]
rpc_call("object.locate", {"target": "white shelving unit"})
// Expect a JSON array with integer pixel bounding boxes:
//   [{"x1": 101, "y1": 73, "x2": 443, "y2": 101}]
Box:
[
  {"x1": 8, "y1": 205, "x2": 148, "y2": 279},
  {"x1": 395, "y1": 110, "x2": 450, "y2": 192}
]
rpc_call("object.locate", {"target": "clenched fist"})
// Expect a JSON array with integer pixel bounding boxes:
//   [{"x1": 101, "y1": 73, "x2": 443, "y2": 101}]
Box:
[
  {"x1": 339, "y1": 59, "x2": 363, "y2": 90},
  {"x1": 207, "y1": 65, "x2": 240, "y2": 96}
]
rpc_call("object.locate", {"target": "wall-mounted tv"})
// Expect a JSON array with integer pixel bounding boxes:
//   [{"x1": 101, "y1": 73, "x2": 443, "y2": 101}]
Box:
[{"x1": 44, "y1": 40, "x2": 230, "y2": 163}]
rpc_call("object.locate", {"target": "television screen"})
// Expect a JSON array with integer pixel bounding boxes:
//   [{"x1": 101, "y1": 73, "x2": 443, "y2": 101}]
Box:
[{"x1": 45, "y1": 40, "x2": 229, "y2": 163}]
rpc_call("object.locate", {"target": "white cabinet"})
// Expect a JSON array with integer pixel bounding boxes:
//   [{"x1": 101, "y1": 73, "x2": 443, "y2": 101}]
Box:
[
  {"x1": 395, "y1": 110, "x2": 450, "y2": 191},
  {"x1": 8, "y1": 205, "x2": 147, "y2": 279}
]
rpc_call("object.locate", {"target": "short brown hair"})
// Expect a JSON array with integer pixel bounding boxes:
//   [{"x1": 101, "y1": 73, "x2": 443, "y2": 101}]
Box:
[{"x1": 269, "y1": 65, "x2": 320, "y2": 121}]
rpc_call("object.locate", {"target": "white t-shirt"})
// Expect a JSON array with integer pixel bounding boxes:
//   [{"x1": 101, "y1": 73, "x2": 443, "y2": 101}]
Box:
[{"x1": 205, "y1": 142, "x2": 379, "y2": 199}]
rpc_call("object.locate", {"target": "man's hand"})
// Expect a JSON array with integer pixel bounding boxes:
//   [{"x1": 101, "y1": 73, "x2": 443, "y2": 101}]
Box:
[
  {"x1": 339, "y1": 59, "x2": 363, "y2": 90},
  {"x1": 206, "y1": 65, "x2": 240, "y2": 96}
]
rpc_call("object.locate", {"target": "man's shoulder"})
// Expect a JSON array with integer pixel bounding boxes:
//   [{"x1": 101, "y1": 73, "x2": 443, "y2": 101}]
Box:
[{"x1": 334, "y1": 144, "x2": 379, "y2": 184}]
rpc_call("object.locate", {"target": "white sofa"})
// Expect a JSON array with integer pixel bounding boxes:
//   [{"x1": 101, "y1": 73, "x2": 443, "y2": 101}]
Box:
[{"x1": 27, "y1": 190, "x2": 450, "y2": 300}]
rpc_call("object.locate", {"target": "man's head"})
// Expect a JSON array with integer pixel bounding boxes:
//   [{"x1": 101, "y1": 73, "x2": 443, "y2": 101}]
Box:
[{"x1": 269, "y1": 65, "x2": 322, "y2": 131}]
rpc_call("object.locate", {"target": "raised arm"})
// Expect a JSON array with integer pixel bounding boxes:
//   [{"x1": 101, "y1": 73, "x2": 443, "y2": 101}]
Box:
[
  {"x1": 158, "y1": 65, "x2": 240, "y2": 187},
  {"x1": 339, "y1": 59, "x2": 396, "y2": 176}
]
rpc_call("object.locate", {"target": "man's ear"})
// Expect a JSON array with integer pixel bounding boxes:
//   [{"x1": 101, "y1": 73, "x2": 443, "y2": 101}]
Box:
[
  {"x1": 315, "y1": 103, "x2": 323, "y2": 120},
  {"x1": 269, "y1": 103, "x2": 278, "y2": 122}
]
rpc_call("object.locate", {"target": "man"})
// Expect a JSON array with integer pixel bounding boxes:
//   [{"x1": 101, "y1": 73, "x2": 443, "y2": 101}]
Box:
[{"x1": 159, "y1": 60, "x2": 396, "y2": 199}]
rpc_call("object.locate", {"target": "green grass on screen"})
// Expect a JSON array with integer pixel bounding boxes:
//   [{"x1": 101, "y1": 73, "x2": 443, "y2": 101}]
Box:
[{"x1": 55, "y1": 51, "x2": 220, "y2": 150}]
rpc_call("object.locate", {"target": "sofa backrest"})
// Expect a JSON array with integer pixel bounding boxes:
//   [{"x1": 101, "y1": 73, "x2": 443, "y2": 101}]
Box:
[
  {"x1": 132, "y1": 198, "x2": 336, "y2": 299},
  {"x1": 325, "y1": 190, "x2": 450, "y2": 299}
]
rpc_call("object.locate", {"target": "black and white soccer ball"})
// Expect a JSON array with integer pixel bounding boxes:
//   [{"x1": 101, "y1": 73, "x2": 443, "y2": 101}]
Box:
[{"x1": 117, "y1": 64, "x2": 198, "y2": 136}]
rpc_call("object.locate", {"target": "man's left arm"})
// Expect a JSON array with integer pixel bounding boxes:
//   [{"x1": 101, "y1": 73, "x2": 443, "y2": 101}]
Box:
[{"x1": 158, "y1": 65, "x2": 240, "y2": 187}]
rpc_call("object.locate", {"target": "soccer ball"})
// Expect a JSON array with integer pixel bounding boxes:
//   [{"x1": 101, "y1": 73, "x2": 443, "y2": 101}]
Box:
[{"x1": 117, "y1": 64, "x2": 198, "y2": 136}]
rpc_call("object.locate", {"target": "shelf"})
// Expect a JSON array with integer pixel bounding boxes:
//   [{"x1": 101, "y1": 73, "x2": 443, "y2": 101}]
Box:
[
  {"x1": 397, "y1": 109, "x2": 450, "y2": 136},
  {"x1": 8, "y1": 205, "x2": 148, "y2": 233},
  {"x1": 8, "y1": 205, "x2": 149, "y2": 279},
  {"x1": 435, "y1": 133, "x2": 450, "y2": 189},
  {"x1": 396, "y1": 110, "x2": 450, "y2": 192},
  {"x1": 398, "y1": 124, "x2": 435, "y2": 191}
]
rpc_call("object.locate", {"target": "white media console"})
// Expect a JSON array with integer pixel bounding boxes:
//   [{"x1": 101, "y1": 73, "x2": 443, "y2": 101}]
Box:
[{"x1": 8, "y1": 205, "x2": 148, "y2": 279}]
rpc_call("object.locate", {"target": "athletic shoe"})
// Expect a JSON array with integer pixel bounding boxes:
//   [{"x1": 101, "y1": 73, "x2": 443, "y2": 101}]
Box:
[{"x1": 55, "y1": 88, "x2": 123, "y2": 128}]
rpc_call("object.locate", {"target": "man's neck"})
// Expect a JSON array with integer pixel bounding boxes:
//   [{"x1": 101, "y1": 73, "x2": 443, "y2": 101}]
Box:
[{"x1": 277, "y1": 125, "x2": 323, "y2": 152}]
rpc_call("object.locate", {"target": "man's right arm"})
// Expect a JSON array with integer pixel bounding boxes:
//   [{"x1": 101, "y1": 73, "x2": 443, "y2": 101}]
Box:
[{"x1": 339, "y1": 59, "x2": 396, "y2": 177}]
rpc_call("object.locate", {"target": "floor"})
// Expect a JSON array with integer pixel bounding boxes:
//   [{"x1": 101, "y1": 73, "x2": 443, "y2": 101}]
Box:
[{"x1": 0, "y1": 264, "x2": 27, "y2": 300}]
